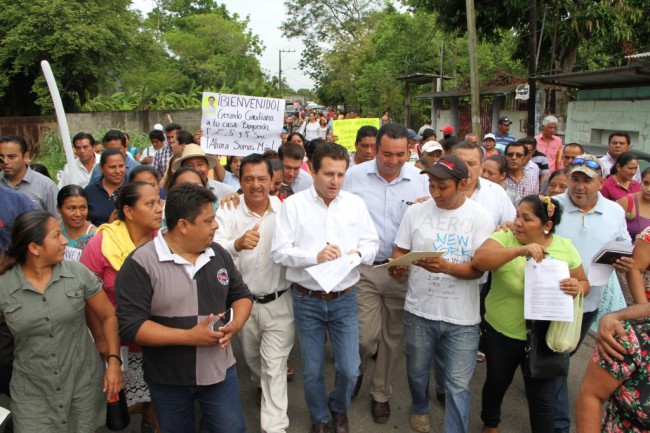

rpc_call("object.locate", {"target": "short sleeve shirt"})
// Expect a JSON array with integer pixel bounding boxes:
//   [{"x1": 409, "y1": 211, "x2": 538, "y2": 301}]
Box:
[
  {"x1": 485, "y1": 230, "x2": 582, "y2": 340},
  {"x1": 0, "y1": 261, "x2": 105, "y2": 430}
]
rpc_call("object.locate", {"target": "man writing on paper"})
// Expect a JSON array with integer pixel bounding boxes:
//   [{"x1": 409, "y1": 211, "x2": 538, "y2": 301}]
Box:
[
  {"x1": 214, "y1": 154, "x2": 294, "y2": 433},
  {"x1": 343, "y1": 123, "x2": 429, "y2": 424},
  {"x1": 271, "y1": 142, "x2": 378, "y2": 433},
  {"x1": 551, "y1": 153, "x2": 633, "y2": 433},
  {"x1": 390, "y1": 155, "x2": 494, "y2": 433}
]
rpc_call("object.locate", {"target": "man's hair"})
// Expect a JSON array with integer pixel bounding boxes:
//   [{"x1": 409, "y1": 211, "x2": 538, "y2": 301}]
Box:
[
  {"x1": 464, "y1": 132, "x2": 478, "y2": 141},
  {"x1": 174, "y1": 130, "x2": 195, "y2": 145},
  {"x1": 505, "y1": 141, "x2": 529, "y2": 156},
  {"x1": 240, "y1": 153, "x2": 273, "y2": 179},
  {"x1": 165, "y1": 183, "x2": 216, "y2": 231},
  {"x1": 103, "y1": 130, "x2": 126, "y2": 147},
  {"x1": 0, "y1": 135, "x2": 28, "y2": 155},
  {"x1": 516, "y1": 137, "x2": 537, "y2": 146},
  {"x1": 100, "y1": 148, "x2": 126, "y2": 166},
  {"x1": 564, "y1": 142, "x2": 584, "y2": 153},
  {"x1": 440, "y1": 136, "x2": 459, "y2": 152},
  {"x1": 452, "y1": 141, "x2": 484, "y2": 162},
  {"x1": 355, "y1": 125, "x2": 378, "y2": 144},
  {"x1": 542, "y1": 115, "x2": 559, "y2": 126},
  {"x1": 278, "y1": 141, "x2": 306, "y2": 161},
  {"x1": 608, "y1": 131, "x2": 631, "y2": 145},
  {"x1": 148, "y1": 129, "x2": 165, "y2": 142},
  {"x1": 311, "y1": 142, "x2": 349, "y2": 173},
  {"x1": 72, "y1": 132, "x2": 95, "y2": 146},
  {"x1": 376, "y1": 123, "x2": 408, "y2": 149},
  {"x1": 164, "y1": 123, "x2": 182, "y2": 133}
]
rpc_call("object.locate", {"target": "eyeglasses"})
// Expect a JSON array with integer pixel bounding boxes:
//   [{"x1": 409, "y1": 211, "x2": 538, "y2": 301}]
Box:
[
  {"x1": 506, "y1": 152, "x2": 525, "y2": 158},
  {"x1": 570, "y1": 158, "x2": 601, "y2": 171}
]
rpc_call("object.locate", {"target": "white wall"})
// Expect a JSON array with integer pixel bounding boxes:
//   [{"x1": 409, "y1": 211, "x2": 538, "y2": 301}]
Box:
[{"x1": 565, "y1": 100, "x2": 650, "y2": 151}]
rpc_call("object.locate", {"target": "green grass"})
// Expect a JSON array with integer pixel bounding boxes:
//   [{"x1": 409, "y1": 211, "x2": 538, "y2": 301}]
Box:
[{"x1": 33, "y1": 130, "x2": 152, "y2": 177}]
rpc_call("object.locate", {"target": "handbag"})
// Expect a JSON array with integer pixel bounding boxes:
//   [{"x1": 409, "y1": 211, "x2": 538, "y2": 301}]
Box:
[
  {"x1": 546, "y1": 289, "x2": 584, "y2": 353},
  {"x1": 522, "y1": 320, "x2": 568, "y2": 380}
]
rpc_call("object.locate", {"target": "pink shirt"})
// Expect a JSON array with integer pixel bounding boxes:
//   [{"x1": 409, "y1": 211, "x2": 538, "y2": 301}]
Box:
[
  {"x1": 600, "y1": 175, "x2": 641, "y2": 202},
  {"x1": 80, "y1": 232, "x2": 141, "y2": 352},
  {"x1": 535, "y1": 133, "x2": 564, "y2": 173}
]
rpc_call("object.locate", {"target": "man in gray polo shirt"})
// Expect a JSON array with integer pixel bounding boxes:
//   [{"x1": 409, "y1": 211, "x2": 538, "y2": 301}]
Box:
[{"x1": 0, "y1": 135, "x2": 59, "y2": 217}]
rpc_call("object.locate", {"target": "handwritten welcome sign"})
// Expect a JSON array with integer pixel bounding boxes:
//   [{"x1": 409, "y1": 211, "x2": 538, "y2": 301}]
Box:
[
  {"x1": 200, "y1": 92, "x2": 285, "y2": 156},
  {"x1": 332, "y1": 118, "x2": 380, "y2": 151}
]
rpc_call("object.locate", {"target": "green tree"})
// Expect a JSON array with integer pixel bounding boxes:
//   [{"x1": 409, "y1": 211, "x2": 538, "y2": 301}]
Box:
[{"x1": 0, "y1": 0, "x2": 140, "y2": 115}]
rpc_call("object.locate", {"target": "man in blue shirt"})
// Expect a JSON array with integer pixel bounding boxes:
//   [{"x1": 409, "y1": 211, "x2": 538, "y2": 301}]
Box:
[
  {"x1": 493, "y1": 117, "x2": 517, "y2": 153},
  {"x1": 343, "y1": 123, "x2": 429, "y2": 424}
]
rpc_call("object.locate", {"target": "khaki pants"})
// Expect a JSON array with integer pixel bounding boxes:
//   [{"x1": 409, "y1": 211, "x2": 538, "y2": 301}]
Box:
[
  {"x1": 240, "y1": 290, "x2": 294, "y2": 433},
  {"x1": 357, "y1": 264, "x2": 408, "y2": 402}
]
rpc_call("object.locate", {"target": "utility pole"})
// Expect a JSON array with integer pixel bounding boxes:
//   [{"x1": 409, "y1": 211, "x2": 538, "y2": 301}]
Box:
[
  {"x1": 278, "y1": 49, "x2": 295, "y2": 96},
  {"x1": 527, "y1": 0, "x2": 538, "y2": 136},
  {"x1": 465, "y1": 0, "x2": 481, "y2": 136}
]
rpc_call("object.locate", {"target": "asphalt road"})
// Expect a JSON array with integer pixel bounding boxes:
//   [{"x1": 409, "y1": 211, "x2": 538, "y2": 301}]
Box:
[{"x1": 85, "y1": 330, "x2": 595, "y2": 433}]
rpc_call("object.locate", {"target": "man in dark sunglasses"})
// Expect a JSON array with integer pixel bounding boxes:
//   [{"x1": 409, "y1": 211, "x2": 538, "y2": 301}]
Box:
[
  {"x1": 503, "y1": 141, "x2": 539, "y2": 203},
  {"x1": 551, "y1": 153, "x2": 633, "y2": 433}
]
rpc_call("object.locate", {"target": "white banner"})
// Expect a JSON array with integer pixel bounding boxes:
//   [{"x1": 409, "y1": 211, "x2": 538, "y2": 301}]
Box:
[{"x1": 200, "y1": 92, "x2": 284, "y2": 156}]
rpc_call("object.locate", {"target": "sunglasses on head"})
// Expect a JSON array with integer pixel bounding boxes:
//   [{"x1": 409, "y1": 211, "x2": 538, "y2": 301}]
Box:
[
  {"x1": 570, "y1": 158, "x2": 601, "y2": 171},
  {"x1": 506, "y1": 151, "x2": 525, "y2": 158}
]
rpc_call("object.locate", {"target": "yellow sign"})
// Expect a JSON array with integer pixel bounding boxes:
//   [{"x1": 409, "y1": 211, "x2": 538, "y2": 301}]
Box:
[{"x1": 332, "y1": 118, "x2": 380, "y2": 151}]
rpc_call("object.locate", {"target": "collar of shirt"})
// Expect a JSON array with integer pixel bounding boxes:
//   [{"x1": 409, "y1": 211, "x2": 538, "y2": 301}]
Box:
[
  {"x1": 1, "y1": 166, "x2": 33, "y2": 187},
  {"x1": 154, "y1": 229, "x2": 215, "y2": 278},
  {"x1": 10, "y1": 261, "x2": 73, "y2": 294},
  {"x1": 556, "y1": 191, "x2": 606, "y2": 215},
  {"x1": 366, "y1": 160, "x2": 415, "y2": 184},
  {"x1": 241, "y1": 195, "x2": 280, "y2": 216}
]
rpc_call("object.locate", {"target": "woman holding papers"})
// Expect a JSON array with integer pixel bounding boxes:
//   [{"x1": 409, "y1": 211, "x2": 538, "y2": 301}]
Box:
[{"x1": 472, "y1": 195, "x2": 590, "y2": 433}]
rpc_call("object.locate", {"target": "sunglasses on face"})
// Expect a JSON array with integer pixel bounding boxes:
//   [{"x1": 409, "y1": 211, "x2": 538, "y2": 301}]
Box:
[
  {"x1": 506, "y1": 152, "x2": 525, "y2": 158},
  {"x1": 570, "y1": 158, "x2": 601, "y2": 171}
]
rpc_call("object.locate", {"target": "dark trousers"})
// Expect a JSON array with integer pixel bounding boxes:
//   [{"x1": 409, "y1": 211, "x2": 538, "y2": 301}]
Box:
[
  {"x1": 481, "y1": 322, "x2": 556, "y2": 433},
  {"x1": 0, "y1": 322, "x2": 13, "y2": 395}
]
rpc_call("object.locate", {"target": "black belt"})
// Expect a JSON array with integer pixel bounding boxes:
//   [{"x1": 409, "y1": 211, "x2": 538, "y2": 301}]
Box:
[
  {"x1": 292, "y1": 284, "x2": 353, "y2": 301},
  {"x1": 252, "y1": 289, "x2": 287, "y2": 304},
  {"x1": 373, "y1": 260, "x2": 390, "y2": 266}
]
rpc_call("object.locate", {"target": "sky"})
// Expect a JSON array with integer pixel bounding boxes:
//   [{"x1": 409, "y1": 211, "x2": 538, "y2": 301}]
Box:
[{"x1": 131, "y1": 0, "x2": 314, "y2": 92}]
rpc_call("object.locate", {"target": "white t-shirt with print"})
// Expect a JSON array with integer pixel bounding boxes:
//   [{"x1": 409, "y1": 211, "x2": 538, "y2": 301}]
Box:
[{"x1": 395, "y1": 198, "x2": 494, "y2": 325}]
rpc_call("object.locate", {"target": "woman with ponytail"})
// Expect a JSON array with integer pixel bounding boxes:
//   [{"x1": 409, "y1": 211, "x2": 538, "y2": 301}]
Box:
[
  {"x1": 80, "y1": 181, "x2": 163, "y2": 432},
  {"x1": 0, "y1": 210, "x2": 121, "y2": 431}
]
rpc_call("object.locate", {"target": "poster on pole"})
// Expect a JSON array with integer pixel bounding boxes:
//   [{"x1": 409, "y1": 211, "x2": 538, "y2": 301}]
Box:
[
  {"x1": 200, "y1": 92, "x2": 285, "y2": 156},
  {"x1": 332, "y1": 118, "x2": 380, "y2": 151}
]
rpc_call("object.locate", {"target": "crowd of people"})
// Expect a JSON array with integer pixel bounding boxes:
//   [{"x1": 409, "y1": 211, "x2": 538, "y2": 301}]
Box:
[{"x1": 0, "y1": 111, "x2": 647, "y2": 433}]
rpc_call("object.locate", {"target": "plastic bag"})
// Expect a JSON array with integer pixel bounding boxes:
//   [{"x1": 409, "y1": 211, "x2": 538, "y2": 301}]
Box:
[{"x1": 546, "y1": 289, "x2": 584, "y2": 353}]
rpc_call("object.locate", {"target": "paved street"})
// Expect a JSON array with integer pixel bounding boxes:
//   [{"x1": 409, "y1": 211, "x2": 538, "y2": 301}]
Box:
[{"x1": 89, "y1": 330, "x2": 595, "y2": 433}]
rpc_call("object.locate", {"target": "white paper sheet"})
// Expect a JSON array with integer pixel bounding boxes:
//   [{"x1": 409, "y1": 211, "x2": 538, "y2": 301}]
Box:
[
  {"x1": 306, "y1": 254, "x2": 362, "y2": 293},
  {"x1": 524, "y1": 258, "x2": 574, "y2": 322},
  {"x1": 372, "y1": 251, "x2": 446, "y2": 268}
]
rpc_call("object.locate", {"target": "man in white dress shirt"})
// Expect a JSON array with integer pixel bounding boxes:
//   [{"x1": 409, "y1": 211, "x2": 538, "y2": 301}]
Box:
[
  {"x1": 215, "y1": 154, "x2": 293, "y2": 433},
  {"x1": 271, "y1": 142, "x2": 379, "y2": 433},
  {"x1": 58, "y1": 132, "x2": 100, "y2": 188}
]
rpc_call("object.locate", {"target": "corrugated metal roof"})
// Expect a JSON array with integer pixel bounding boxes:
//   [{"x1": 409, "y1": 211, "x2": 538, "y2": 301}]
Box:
[
  {"x1": 538, "y1": 63, "x2": 650, "y2": 89},
  {"x1": 415, "y1": 84, "x2": 519, "y2": 100}
]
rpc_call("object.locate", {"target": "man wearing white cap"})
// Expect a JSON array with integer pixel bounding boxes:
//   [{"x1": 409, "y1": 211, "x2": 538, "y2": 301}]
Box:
[{"x1": 420, "y1": 141, "x2": 443, "y2": 163}]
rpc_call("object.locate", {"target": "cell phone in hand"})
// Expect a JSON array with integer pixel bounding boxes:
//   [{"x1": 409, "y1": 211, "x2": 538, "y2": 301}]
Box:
[{"x1": 212, "y1": 308, "x2": 234, "y2": 331}]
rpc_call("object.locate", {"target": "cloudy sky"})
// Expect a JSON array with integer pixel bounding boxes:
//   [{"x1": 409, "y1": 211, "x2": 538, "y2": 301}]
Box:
[{"x1": 131, "y1": 0, "x2": 314, "y2": 91}]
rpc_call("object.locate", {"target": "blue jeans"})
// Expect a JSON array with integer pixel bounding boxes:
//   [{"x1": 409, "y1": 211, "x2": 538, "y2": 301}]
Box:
[
  {"x1": 145, "y1": 365, "x2": 246, "y2": 433},
  {"x1": 552, "y1": 309, "x2": 599, "y2": 433},
  {"x1": 292, "y1": 287, "x2": 360, "y2": 423},
  {"x1": 404, "y1": 311, "x2": 480, "y2": 433}
]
